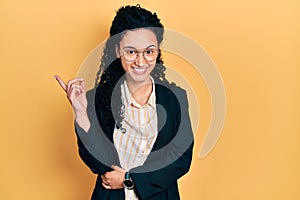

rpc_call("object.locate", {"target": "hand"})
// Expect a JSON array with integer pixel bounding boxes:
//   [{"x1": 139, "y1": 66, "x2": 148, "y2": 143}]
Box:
[
  {"x1": 55, "y1": 75, "x2": 90, "y2": 131},
  {"x1": 55, "y1": 75, "x2": 87, "y2": 117},
  {"x1": 101, "y1": 165, "x2": 126, "y2": 190}
]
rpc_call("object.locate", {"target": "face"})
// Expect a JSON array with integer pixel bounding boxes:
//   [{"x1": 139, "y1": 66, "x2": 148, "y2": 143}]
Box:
[{"x1": 116, "y1": 28, "x2": 158, "y2": 85}]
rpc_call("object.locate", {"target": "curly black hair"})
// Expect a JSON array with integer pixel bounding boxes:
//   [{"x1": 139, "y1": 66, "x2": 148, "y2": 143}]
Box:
[{"x1": 94, "y1": 5, "x2": 171, "y2": 134}]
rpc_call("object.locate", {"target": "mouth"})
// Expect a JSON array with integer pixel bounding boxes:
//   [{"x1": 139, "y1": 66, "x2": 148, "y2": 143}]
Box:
[{"x1": 131, "y1": 66, "x2": 148, "y2": 75}]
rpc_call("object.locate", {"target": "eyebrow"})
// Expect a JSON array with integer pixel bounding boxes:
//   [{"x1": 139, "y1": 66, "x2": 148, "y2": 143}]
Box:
[{"x1": 123, "y1": 45, "x2": 157, "y2": 49}]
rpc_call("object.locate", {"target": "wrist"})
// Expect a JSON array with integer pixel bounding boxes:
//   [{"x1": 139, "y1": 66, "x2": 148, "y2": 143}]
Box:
[
  {"x1": 123, "y1": 172, "x2": 134, "y2": 190},
  {"x1": 75, "y1": 110, "x2": 87, "y2": 118},
  {"x1": 75, "y1": 112, "x2": 90, "y2": 132}
]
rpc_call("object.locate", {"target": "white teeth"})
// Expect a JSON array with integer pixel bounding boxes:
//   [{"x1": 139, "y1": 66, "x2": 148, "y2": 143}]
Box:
[
  {"x1": 134, "y1": 68, "x2": 145, "y2": 71},
  {"x1": 132, "y1": 67, "x2": 147, "y2": 74}
]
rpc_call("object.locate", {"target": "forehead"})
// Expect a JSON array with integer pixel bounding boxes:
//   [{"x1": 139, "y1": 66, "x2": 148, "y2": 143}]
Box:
[{"x1": 119, "y1": 28, "x2": 158, "y2": 48}]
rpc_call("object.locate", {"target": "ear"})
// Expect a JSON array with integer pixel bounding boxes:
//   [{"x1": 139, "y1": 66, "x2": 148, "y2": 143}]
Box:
[{"x1": 115, "y1": 44, "x2": 120, "y2": 58}]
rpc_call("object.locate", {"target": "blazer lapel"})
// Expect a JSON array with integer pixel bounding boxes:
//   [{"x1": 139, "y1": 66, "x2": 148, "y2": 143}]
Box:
[{"x1": 152, "y1": 83, "x2": 173, "y2": 151}]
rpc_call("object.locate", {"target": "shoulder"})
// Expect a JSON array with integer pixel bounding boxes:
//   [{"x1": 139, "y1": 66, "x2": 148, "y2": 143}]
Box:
[
  {"x1": 155, "y1": 82, "x2": 188, "y2": 105},
  {"x1": 83, "y1": 88, "x2": 97, "y2": 106}
]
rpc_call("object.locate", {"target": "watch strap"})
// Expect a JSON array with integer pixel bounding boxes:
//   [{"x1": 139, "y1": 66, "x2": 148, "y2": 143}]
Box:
[{"x1": 125, "y1": 172, "x2": 130, "y2": 179}]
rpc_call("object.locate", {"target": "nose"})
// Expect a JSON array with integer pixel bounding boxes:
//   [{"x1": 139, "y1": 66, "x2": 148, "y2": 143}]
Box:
[{"x1": 134, "y1": 52, "x2": 146, "y2": 67}]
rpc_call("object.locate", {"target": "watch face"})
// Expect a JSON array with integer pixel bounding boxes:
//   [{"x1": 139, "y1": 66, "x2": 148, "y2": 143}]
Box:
[{"x1": 124, "y1": 179, "x2": 134, "y2": 188}]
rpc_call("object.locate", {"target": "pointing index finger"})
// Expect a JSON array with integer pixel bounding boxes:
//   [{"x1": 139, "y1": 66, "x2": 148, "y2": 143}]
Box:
[{"x1": 54, "y1": 75, "x2": 67, "y2": 92}]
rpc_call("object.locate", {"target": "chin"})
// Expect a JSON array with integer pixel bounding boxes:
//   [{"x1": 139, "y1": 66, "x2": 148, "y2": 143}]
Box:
[
  {"x1": 125, "y1": 66, "x2": 152, "y2": 82},
  {"x1": 131, "y1": 75, "x2": 149, "y2": 83}
]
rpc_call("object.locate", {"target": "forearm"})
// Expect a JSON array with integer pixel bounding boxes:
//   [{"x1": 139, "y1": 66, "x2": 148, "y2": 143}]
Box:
[
  {"x1": 75, "y1": 123, "x2": 111, "y2": 174},
  {"x1": 74, "y1": 119, "x2": 121, "y2": 175},
  {"x1": 130, "y1": 142, "x2": 193, "y2": 199}
]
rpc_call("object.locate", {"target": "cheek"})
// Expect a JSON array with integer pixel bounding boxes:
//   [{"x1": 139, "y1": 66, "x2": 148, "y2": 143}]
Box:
[
  {"x1": 149, "y1": 63, "x2": 156, "y2": 72},
  {"x1": 121, "y1": 60, "x2": 131, "y2": 72}
]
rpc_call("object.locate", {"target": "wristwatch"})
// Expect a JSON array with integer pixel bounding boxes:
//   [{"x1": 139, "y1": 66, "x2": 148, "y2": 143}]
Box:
[{"x1": 123, "y1": 172, "x2": 134, "y2": 190}]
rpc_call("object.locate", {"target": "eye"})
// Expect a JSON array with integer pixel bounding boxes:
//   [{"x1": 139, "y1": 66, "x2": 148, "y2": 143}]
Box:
[
  {"x1": 145, "y1": 49, "x2": 155, "y2": 55},
  {"x1": 126, "y1": 49, "x2": 137, "y2": 55}
]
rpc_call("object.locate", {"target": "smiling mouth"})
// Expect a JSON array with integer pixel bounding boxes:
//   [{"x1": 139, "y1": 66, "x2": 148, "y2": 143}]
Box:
[{"x1": 131, "y1": 66, "x2": 148, "y2": 75}]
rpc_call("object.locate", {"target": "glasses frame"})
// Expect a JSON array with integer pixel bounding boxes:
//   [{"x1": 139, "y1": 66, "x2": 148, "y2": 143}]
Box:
[{"x1": 120, "y1": 47, "x2": 159, "y2": 62}]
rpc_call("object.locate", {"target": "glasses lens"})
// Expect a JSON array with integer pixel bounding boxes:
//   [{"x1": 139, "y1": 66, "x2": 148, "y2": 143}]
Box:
[
  {"x1": 122, "y1": 48, "x2": 158, "y2": 62},
  {"x1": 144, "y1": 49, "x2": 158, "y2": 61},
  {"x1": 124, "y1": 49, "x2": 137, "y2": 62}
]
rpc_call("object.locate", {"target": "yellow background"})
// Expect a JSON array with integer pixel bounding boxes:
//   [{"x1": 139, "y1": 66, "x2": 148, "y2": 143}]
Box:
[{"x1": 1, "y1": 0, "x2": 299, "y2": 199}]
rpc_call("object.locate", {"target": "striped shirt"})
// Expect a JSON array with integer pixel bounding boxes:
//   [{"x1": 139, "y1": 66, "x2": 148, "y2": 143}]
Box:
[{"x1": 113, "y1": 77, "x2": 158, "y2": 200}]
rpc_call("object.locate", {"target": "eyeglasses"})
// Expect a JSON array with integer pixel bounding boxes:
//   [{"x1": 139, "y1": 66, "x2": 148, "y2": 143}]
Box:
[{"x1": 121, "y1": 48, "x2": 159, "y2": 62}]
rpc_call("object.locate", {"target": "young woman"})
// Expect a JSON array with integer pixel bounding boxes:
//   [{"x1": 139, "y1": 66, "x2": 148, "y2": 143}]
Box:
[{"x1": 56, "y1": 5, "x2": 194, "y2": 200}]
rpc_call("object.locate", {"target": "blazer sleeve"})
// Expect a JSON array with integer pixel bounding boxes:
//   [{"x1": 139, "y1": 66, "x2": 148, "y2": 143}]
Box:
[
  {"x1": 129, "y1": 89, "x2": 194, "y2": 200},
  {"x1": 74, "y1": 89, "x2": 120, "y2": 175}
]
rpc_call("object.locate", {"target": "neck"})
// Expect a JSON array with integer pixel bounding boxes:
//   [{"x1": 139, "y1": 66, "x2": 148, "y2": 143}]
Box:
[{"x1": 126, "y1": 77, "x2": 153, "y2": 106}]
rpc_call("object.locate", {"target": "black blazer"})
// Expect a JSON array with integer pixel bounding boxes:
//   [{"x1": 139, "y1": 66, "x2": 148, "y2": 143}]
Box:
[{"x1": 75, "y1": 83, "x2": 194, "y2": 200}]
